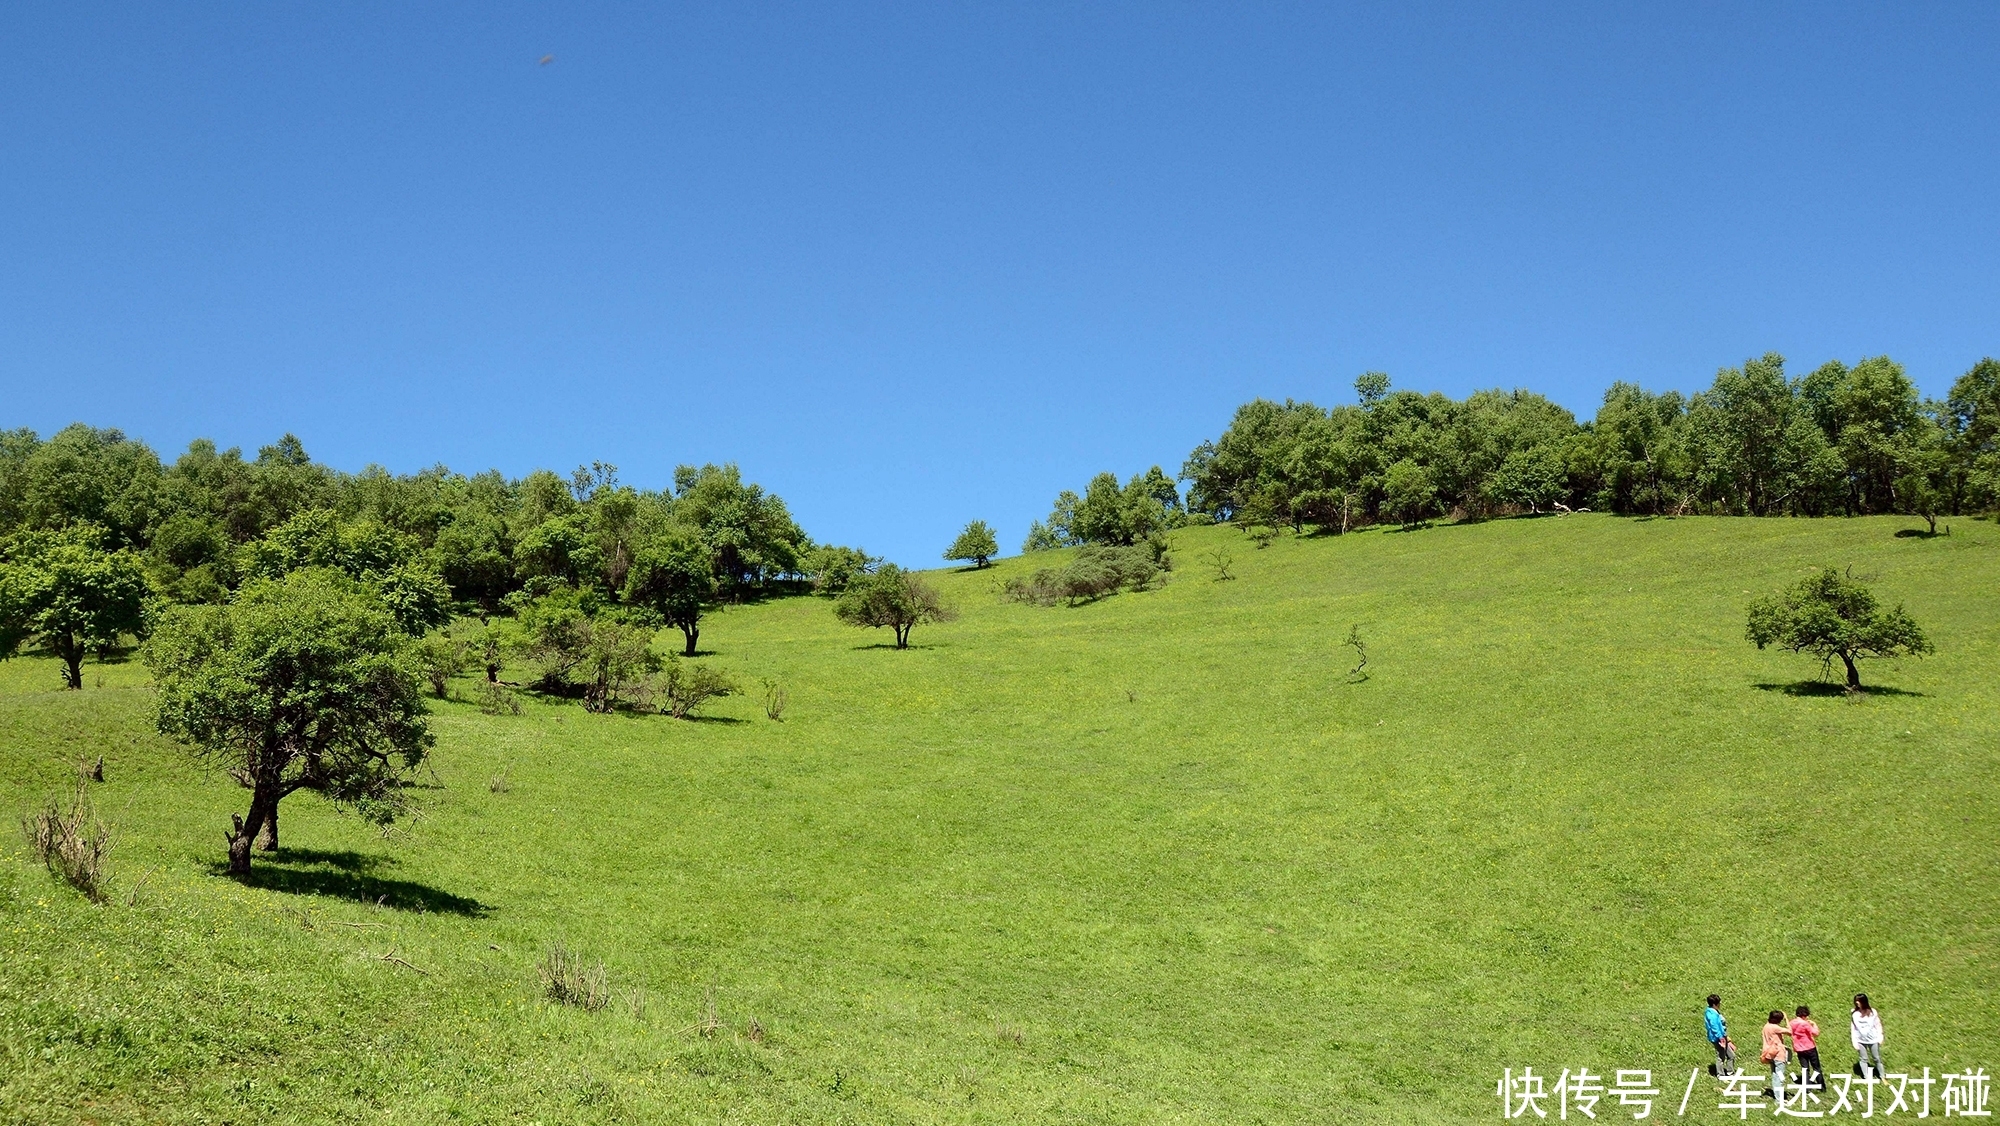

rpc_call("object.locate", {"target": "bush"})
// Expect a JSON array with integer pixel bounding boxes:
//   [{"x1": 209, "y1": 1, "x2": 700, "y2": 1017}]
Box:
[
  {"x1": 412, "y1": 629, "x2": 469, "y2": 698},
  {"x1": 538, "y1": 942, "x2": 609, "y2": 1012},
  {"x1": 1003, "y1": 543, "x2": 1165, "y2": 607},
  {"x1": 23, "y1": 783, "x2": 112, "y2": 903},
  {"x1": 658, "y1": 656, "x2": 738, "y2": 719},
  {"x1": 475, "y1": 681, "x2": 522, "y2": 715}
]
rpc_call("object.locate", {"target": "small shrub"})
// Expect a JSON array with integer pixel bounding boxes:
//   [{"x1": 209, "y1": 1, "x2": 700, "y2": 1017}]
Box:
[
  {"x1": 22, "y1": 783, "x2": 113, "y2": 903},
  {"x1": 1200, "y1": 549, "x2": 1235, "y2": 581},
  {"x1": 476, "y1": 681, "x2": 522, "y2": 715},
  {"x1": 760, "y1": 678, "x2": 787, "y2": 721},
  {"x1": 489, "y1": 771, "x2": 511, "y2": 794},
  {"x1": 995, "y1": 1022, "x2": 1025, "y2": 1046},
  {"x1": 413, "y1": 629, "x2": 469, "y2": 698},
  {"x1": 658, "y1": 657, "x2": 738, "y2": 719},
  {"x1": 539, "y1": 942, "x2": 609, "y2": 1011}
]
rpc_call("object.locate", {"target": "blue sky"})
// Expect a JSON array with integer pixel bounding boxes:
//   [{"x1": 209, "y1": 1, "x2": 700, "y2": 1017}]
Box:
[{"x1": 4, "y1": 3, "x2": 1996, "y2": 563}]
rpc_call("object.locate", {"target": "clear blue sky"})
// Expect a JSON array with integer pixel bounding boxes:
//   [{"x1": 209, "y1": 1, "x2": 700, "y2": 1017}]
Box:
[{"x1": 4, "y1": 4, "x2": 1996, "y2": 563}]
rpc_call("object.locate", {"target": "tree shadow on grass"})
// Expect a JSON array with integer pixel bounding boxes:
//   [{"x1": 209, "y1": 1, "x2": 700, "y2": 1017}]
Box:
[
  {"x1": 1892, "y1": 528, "x2": 1943, "y2": 539},
  {"x1": 1753, "y1": 681, "x2": 1928, "y2": 699},
  {"x1": 848, "y1": 642, "x2": 939, "y2": 651},
  {"x1": 215, "y1": 848, "x2": 491, "y2": 916}
]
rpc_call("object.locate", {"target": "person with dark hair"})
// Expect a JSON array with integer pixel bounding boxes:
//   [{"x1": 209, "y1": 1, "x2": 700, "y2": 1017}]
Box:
[
  {"x1": 1761, "y1": 1010, "x2": 1791, "y2": 1101},
  {"x1": 1851, "y1": 994, "x2": 1886, "y2": 1079},
  {"x1": 1704, "y1": 995, "x2": 1738, "y2": 1075},
  {"x1": 1790, "y1": 1005, "x2": 1823, "y2": 1090}
]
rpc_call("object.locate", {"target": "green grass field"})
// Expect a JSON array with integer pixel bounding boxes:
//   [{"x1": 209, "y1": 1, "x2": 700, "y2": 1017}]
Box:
[{"x1": 2, "y1": 515, "x2": 1995, "y2": 1124}]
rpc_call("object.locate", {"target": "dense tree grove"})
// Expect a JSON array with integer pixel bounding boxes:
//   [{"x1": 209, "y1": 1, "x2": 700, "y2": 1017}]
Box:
[
  {"x1": 0, "y1": 426, "x2": 866, "y2": 693},
  {"x1": 1177, "y1": 355, "x2": 2000, "y2": 528}
]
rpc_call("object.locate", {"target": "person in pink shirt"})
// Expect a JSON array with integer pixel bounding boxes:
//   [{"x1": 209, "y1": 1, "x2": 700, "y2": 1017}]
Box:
[{"x1": 1789, "y1": 1005, "x2": 1822, "y2": 1090}]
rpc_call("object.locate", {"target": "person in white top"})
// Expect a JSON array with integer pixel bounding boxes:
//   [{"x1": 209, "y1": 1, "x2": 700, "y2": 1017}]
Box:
[{"x1": 1851, "y1": 993, "x2": 1886, "y2": 1079}]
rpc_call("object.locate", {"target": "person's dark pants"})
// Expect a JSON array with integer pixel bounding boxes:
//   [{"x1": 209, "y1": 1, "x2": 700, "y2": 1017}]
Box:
[
  {"x1": 1713, "y1": 1039, "x2": 1736, "y2": 1074},
  {"x1": 1797, "y1": 1048, "x2": 1823, "y2": 1089}
]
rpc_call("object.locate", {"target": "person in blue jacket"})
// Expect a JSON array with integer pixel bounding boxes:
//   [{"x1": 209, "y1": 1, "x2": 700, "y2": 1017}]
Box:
[{"x1": 1704, "y1": 995, "x2": 1738, "y2": 1075}]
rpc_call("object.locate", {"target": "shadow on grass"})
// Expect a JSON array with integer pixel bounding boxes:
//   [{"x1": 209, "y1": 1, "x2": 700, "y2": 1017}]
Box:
[
  {"x1": 681, "y1": 714, "x2": 748, "y2": 724},
  {"x1": 218, "y1": 848, "x2": 491, "y2": 916},
  {"x1": 1753, "y1": 681, "x2": 1927, "y2": 699},
  {"x1": 848, "y1": 642, "x2": 939, "y2": 651},
  {"x1": 1893, "y1": 528, "x2": 1943, "y2": 539}
]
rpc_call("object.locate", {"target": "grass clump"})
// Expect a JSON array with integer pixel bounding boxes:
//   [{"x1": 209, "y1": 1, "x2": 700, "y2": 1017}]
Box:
[
  {"x1": 22, "y1": 781, "x2": 113, "y2": 903},
  {"x1": 537, "y1": 942, "x2": 608, "y2": 1012}
]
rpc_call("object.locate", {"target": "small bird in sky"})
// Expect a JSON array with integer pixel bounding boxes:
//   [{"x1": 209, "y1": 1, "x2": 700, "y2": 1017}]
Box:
[{"x1": 539, "y1": 54, "x2": 555, "y2": 66}]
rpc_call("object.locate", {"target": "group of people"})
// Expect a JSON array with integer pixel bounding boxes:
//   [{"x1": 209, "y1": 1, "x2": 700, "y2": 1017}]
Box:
[{"x1": 1704, "y1": 994, "x2": 1888, "y2": 1100}]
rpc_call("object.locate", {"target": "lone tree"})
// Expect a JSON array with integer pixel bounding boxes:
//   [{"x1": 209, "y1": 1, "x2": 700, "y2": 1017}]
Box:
[
  {"x1": 1746, "y1": 567, "x2": 1932, "y2": 692},
  {"x1": 145, "y1": 568, "x2": 434, "y2": 875},
  {"x1": 834, "y1": 564, "x2": 957, "y2": 649},
  {"x1": 0, "y1": 525, "x2": 150, "y2": 689},
  {"x1": 624, "y1": 532, "x2": 714, "y2": 655},
  {"x1": 944, "y1": 520, "x2": 1000, "y2": 568}
]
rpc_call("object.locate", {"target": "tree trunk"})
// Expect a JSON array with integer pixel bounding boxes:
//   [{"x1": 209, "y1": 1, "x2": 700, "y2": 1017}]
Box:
[
  {"x1": 257, "y1": 803, "x2": 279, "y2": 851},
  {"x1": 682, "y1": 625, "x2": 698, "y2": 656},
  {"x1": 228, "y1": 785, "x2": 280, "y2": 875},
  {"x1": 1841, "y1": 652, "x2": 1862, "y2": 693},
  {"x1": 894, "y1": 624, "x2": 910, "y2": 649},
  {"x1": 1925, "y1": 513, "x2": 1938, "y2": 535},
  {"x1": 57, "y1": 632, "x2": 84, "y2": 690}
]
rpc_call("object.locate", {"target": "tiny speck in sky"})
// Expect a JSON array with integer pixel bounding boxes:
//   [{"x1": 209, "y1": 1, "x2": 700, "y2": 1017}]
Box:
[{"x1": 539, "y1": 54, "x2": 555, "y2": 66}]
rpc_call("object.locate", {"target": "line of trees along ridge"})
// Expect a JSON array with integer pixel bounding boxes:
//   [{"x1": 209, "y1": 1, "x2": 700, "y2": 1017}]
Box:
[{"x1": 1173, "y1": 355, "x2": 2000, "y2": 530}]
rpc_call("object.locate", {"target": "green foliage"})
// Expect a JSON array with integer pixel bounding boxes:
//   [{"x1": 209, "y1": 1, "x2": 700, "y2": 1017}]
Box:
[
  {"x1": 802, "y1": 543, "x2": 879, "y2": 596},
  {"x1": 944, "y1": 520, "x2": 1000, "y2": 567},
  {"x1": 1746, "y1": 566, "x2": 1933, "y2": 690},
  {"x1": 1381, "y1": 459, "x2": 1435, "y2": 527},
  {"x1": 510, "y1": 587, "x2": 603, "y2": 692},
  {"x1": 1026, "y1": 467, "x2": 1185, "y2": 550},
  {"x1": 0, "y1": 524, "x2": 150, "y2": 689},
  {"x1": 833, "y1": 564, "x2": 957, "y2": 648},
  {"x1": 412, "y1": 629, "x2": 470, "y2": 698},
  {"x1": 656, "y1": 654, "x2": 738, "y2": 719},
  {"x1": 1003, "y1": 543, "x2": 1165, "y2": 606},
  {"x1": 624, "y1": 532, "x2": 715, "y2": 654},
  {"x1": 670, "y1": 463, "x2": 809, "y2": 594},
  {"x1": 143, "y1": 567, "x2": 433, "y2": 873},
  {"x1": 576, "y1": 614, "x2": 662, "y2": 714},
  {"x1": 1184, "y1": 353, "x2": 1990, "y2": 526}
]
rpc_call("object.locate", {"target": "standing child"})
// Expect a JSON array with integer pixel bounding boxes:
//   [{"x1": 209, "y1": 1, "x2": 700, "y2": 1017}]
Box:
[
  {"x1": 1704, "y1": 995, "x2": 1737, "y2": 1075},
  {"x1": 1761, "y1": 1010, "x2": 1790, "y2": 1101},
  {"x1": 1851, "y1": 995, "x2": 1885, "y2": 1079},
  {"x1": 1790, "y1": 1006, "x2": 1822, "y2": 1089}
]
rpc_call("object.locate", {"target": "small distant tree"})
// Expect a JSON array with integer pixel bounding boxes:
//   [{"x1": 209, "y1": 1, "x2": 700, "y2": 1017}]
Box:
[
  {"x1": 0, "y1": 526, "x2": 150, "y2": 689},
  {"x1": 945, "y1": 521, "x2": 1000, "y2": 568},
  {"x1": 145, "y1": 568, "x2": 433, "y2": 874},
  {"x1": 1746, "y1": 567, "x2": 1933, "y2": 692},
  {"x1": 834, "y1": 565, "x2": 957, "y2": 648},
  {"x1": 413, "y1": 629, "x2": 469, "y2": 698},
  {"x1": 623, "y1": 533, "x2": 714, "y2": 655}
]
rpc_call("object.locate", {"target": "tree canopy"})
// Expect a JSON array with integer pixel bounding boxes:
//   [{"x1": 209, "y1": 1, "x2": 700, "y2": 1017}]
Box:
[
  {"x1": 833, "y1": 565, "x2": 957, "y2": 649},
  {"x1": 0, "y1": 525, "x2": 150, "y2": 689},
  {"x1": 145, "y1": 568, "x2": 434, "y2": 873},
  {"x1": 945, "y1": 520, "x2": 999, "y2": 568},
  {"x1": 1746, "y1": 567, "x2": 1932, "y2": 691}
]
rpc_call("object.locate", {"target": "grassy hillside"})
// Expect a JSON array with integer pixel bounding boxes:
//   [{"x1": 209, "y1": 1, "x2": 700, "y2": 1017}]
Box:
[{"x1": 2, "y1": 515, "x2": 1995, "y2": 1124}]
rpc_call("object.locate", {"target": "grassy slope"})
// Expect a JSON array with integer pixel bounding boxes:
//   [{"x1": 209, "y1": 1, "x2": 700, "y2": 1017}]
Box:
[{"x1": 1, "y1": 515, "x2": 1995, "y2": 1124}]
